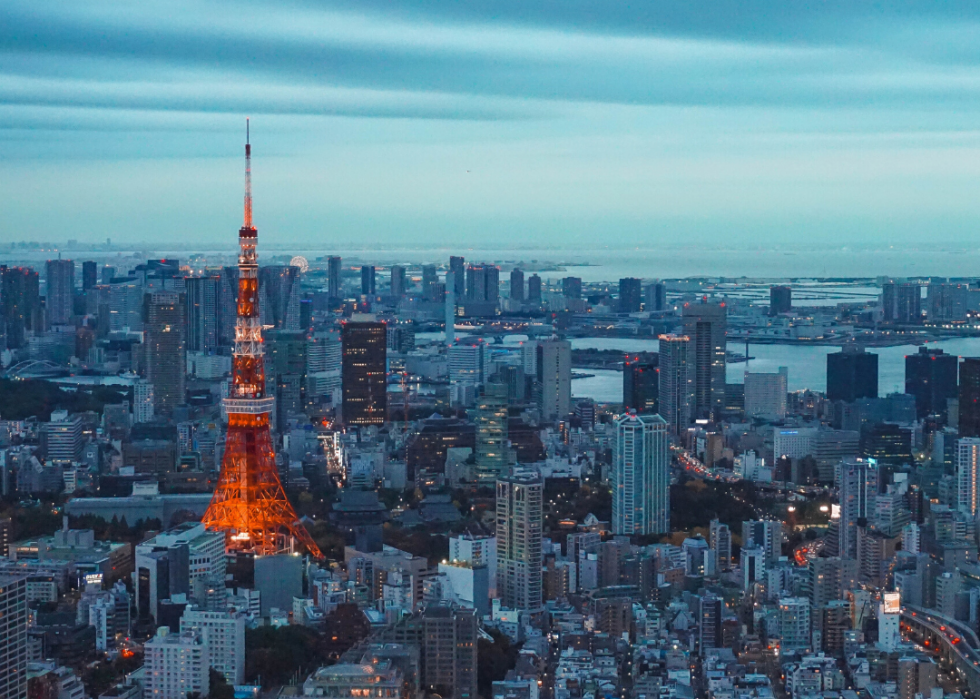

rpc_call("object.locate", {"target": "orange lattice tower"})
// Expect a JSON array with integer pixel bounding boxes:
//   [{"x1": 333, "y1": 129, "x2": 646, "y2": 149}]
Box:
[{"x1": 202, "y1": 121, "x2": 321, "y2": 558}]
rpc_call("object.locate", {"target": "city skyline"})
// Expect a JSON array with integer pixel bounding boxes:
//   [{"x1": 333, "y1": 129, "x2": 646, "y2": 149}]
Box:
[{"x1": 5, "y1": 2, "x2": 980, "y2": 249}]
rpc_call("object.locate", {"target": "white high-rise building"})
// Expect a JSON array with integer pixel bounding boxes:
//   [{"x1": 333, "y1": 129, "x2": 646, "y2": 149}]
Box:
[
  {"x1": 134, "y1": 380, "x2": 155, "y2": 424},
  {"x1": 448, "y1": 341, "x2": 487, "y2": 385},
  {"x1": 180, "y1": 607, "x2": 245, "y2": 685},
  {"x1": 956, "y1": 438, "x2": 980, "y2": 517},
  {"x1": 774, "y1": 427, "x2": 817, "y2": 460},
  {"x1": 307, "y1": 329, "x2": 342, "y2": 404},
  {"x1": 744, "y1": 367, "x2": 788, "y2": 420},
  {"x1": 877, "y1": 592, "x2": 901, "y2": 652},
  {"x1": 496, "y1": 469, "x2": 543, "y2": 612},
  {"x1": 902, "y1": 522, "x2": 920, "y2": 554},
  {"x1": 450, "y1": 535, "x2": 497, "y2": 597},
  {"x1": 0, "y1": 575, "x2": 28, "y2": 699},
  {"x1": 658, "y1": 334, "x2": 691, "y2": 433},
  {"x1": 742, "y1": 520, "x2": 783, "y2": 565},
  {"x1": 144, "y1": 627, "x2": 210, "y2": 699},
  {"x1": 46, "y1": 410, "x2": 83, "y2": 461},
  {"x1": 838, "y1": 458, "x2": 880, "y2": 560},
  {"x1": 612, "y1": 413, "x2": 669, "y2": 536}
]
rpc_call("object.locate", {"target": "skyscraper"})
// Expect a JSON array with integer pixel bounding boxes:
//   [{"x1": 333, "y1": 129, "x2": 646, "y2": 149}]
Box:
[
  {"x1": 742, "y1": 520, "x2": 783, "y2": 566},
  {"x1": 82, "y1": 261, "x2": 98, "y2": 291},
  {"x1": 45, "y1": 259, "x2": 75, "y2": 326},
  {"x1": 265, "y1": 330, "x2": 307, "y2": 433},
  {"x1": 390, "y1": 265, "x2": 406, "y2": 298},
  {"x1": 0, "y1": 575, "x2": 28, "y2": 699},
  {"x1": 770, "y1": 285, "x2": 792, "y2": 316},
  {"x1": 957, "y1": 438, "x2": 980, "y2": 518},
  {"x1": 466, "y1": 265, "x2": 500, "y2": 304},
  {"x1": 838, "y1": 458, "x2": 880, "y2": 560},
  {"x1": 497, "y1": 469, "x2": 543, "y2": 612},
  {"x1": 218, "y1": 266, "x2": 240, "y2": 348},
  {"x1": 882, "y1": 281, "x2": 922, "y2": 324},
  {"x1": 361, "y1": 265, "x2": 376, "y2": 296},
  {"x1": 535, "y1": 338, "x2": 571, "y2": 422},
  {"x1": 180, "y1": 608, "x2": 245, "y2": 685},
  {"x1": 144, "y1": 291, "x2": 187, "y2": 416},
  {"x1": 744, "y1": 368, "x2": 788, "y2": 420},
  {"x1": 449, "y1": 256, "x2": 466, "y2": 298},
  {"x1": 827, "y1": 346, "x2": 878, "y2": 402},
  {"x1": 962, "y1": 358, "x2": 980, "y2": 438},
  {"x1": 612, "y1": 413, "x2": 669, "y2": 536},
  {"x1": 709, "y1": 519, "x2": 732, "y2": 572},
  {"x1": 561, "y1": 277, "x2": 582, "y2": 300},
  {"x1": 422, "y1": 265, "x2": 439, "y2": 300},
  {"x1": 682, "y1": 301, "x2": 727, "y2": 421},
  {"x1": 527, "y1": 274, "x2": 542, "y2": 303},
  {"x1": 1, "y1": 266, "x2": 41, "y2": 348},
  {"x1": 341, "y1": 322, "x2": 387, "y2": 426},
  {"x1": 658, "y1": 334, "x2": 691, "y2": 433},
  {"x1": 259, "y1": 265, "x2": 302, "y2": 330},
  {"x1": 645, "y1": 282, "x2": 667, "y2": 312},
  {"x1": 307, "y1": 329, "x2": 342, "y2": 406},
  {"x1": 905, "y1": 347, "x2": 958, "y2": 419},
  {"x1": 475, "y1": 379, "x2": 509, "y2": 484},
  {"x1": 184, "y1": 276, "x2": 220, "y2": 353},
  {"x1": 623, "y1": 356, "x2": 659, "y2": 414},
  {"x1": 510, "y1": 268, "x2": 525, "y2": 302},
  {"x1": 618, "y1": 278, "x2": 642, "y2": 313},
  {"x1": 328, "y1": 256, "x2": 342, "y2": 300}
]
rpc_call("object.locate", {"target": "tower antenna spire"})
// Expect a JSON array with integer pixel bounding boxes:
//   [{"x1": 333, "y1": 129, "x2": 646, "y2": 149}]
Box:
[{"x1": 244, "y1": 118, "x2": 252, "y2": 229}]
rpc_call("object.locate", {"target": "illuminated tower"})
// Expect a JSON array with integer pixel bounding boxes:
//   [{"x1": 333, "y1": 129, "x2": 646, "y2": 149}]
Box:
[{"x1": 202, "y1": 122, "x2": 320, "y2": 558}]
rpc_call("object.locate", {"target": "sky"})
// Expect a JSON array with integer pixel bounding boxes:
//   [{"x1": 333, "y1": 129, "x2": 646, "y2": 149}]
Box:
[{"x1": 4, "y1": 1, "x2": 980, "y2": 252}]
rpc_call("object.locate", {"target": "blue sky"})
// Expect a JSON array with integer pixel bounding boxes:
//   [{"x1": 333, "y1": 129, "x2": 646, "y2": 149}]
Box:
[{"x1": 3, "y1": 1, "x2": 980, "y2": 251}]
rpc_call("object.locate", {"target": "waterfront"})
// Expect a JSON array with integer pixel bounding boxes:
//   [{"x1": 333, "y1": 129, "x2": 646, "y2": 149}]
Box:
[{"x1": 569, "y1": 336, "x2": 980, "y2": 402}]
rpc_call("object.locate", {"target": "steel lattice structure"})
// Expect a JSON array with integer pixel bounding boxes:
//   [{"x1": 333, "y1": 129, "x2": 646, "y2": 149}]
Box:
[{"x1": 202, "y1": 121, "x2": 321, "y2": 558}]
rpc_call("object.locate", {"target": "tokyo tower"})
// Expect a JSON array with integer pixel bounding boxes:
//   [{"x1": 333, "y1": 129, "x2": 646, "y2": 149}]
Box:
[{"x1": 202, "y1": 121, "x2": 321, "y2": 558}]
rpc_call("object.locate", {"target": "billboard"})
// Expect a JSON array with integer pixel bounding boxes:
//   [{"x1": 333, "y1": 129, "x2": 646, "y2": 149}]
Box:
[{"x1": 882, "y1": 591, "x2": 900, "y2": 615}]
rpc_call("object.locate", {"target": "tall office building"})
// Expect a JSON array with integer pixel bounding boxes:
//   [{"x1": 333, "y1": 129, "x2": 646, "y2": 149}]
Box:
[
  {"x1": 46, "y1": 409, "x2": 83, "y2": 461},
  {"x1": 341, "y1": 322, "x2": 387, "y2": 426},
  {"x1": 744, "y1": 368, "x2": 788, "y2": 420},
  {"x1": 465, "y1": 265, "x2": 499, "y2": 303},
  {"x1": 1, "y1": 266, "x2": 41, "y2": 348},
  {"x1": 658, "y1": 334, "x2": 691, "y2": 433},
  {"x1": 699, "y1": 594, "x2": 723, "y2": 652},
  {"x1": 612, "y1": 413, "x2": 669, "y2": 536},
  {"x1": 328, "y1": 256, "x2": 342, "y2": 299},
  {"x1": 421, "y1": 265, "x2": 439, "y2": 300},
  {"x1": 826, "y1": 346, "x2": 878, "y2": 402},
  {"x1": 882, "y1": 281, "x2": 922, "y2": 324},
  {"x1": 623, "y1": 356, "x2": 659, "y2": 414},
  {"x1": 619, "y1": 278, "x2": 642, "y2": 313},
  {"x1": 682, "y1": 302, "x2": 727, "y2": 420},
  {"x1": 527, "y1": 274, "x2": 542, "y2": 303},
  {"x1": 838, "y1": 458, "x2": 880, "y2": 560},
  {"x1": 778, "y1": 597, "x2": 811, "y2": 651},
  {"x1": 770, "y1": 285, "x2": 792, "y2": 316},
  {"x1": 561, "y1": 277, "x2": 582, "y2": 300},
  {"x1": 646, "y1": 282, "x2": 667, "y2": 312},
  {"x1": 265, "y1": 330, "x2": 307, "y2": 432},
  {"x1": 218, "y1": 266, "x2": 240, "y2": 348},
  {"x1": 361, "y1": 265, "x2": 376, "y2": 296},
  {"x1": 390, "y1": 265, "x2": 406, "y2": 298},
  {"x1": 448, "y1": 341, "x2": 486, "y2": 385},
  {"x1": 709, "y1": 519, "x2": 732, "y2": 572},
  {"x1": 307, "y1": 329, "x2": 342, "y2": 405},
  {"x1": 180, "y1": 608, "x2": 245, "y2": 685},
  {"x1": 535, "y1": 339, "x2": 571, "y2": 422},
  {"x1": 144, "y1": 291, "x2": 187, "y2": 416},
  {"x1": 742, "y1": 520, "x2": 783, "y2": 566},
  {"x1": 475, "y1": 380, "x2": 509, "y2": 484},
  {"x1": 82, "y1": 260, "x2": 98, "y2": 291},
  {"x1": 510, "y1": 268, "x2": 525, "y2": 302},
  {"x1": 259, "y1": 265, "x2": 301, "y2": 330},
  {"x1": 449, "y1": 256, "x2": 466, "y2": 298},
  {"x1": 497, "y1": 469, "x2": 543, "y2": 612},
  {"x1": 957, "y1": 438, "x2": 980, "y2": 518},
  {"x1": 960, "y1": 358, "x2": 980, "y2": 437},
  {"x1": 184, "y1": 276, "x2": 220, "y2": 353},
  {"x1": 0, "y1": 575, "x2": 27, "y2": 699},
  {"x1": 45, "y1": 259, "x2": 75, "y2": 326},
  {"x1": 905, "y1": 347, "x2": 958, "y2": 419}
]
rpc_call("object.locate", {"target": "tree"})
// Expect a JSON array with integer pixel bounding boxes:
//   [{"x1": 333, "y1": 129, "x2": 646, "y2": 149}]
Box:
[
  {"x1": 477, "y1": 629, "x2": 519, "y2": 698},
  {"x1": 209, "y1": 668, "x2": 235, "y2": 699}
]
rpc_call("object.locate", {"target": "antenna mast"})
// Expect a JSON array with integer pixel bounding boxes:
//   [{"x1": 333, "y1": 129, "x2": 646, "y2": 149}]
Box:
[{"x1": 244, "y1": 118, "x2": 252, "y2": 229}]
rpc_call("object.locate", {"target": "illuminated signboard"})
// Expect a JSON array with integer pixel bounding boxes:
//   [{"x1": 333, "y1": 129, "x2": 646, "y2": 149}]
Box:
[{"x1": 882, "y1": 592, "x2": 900, "y2": 615}]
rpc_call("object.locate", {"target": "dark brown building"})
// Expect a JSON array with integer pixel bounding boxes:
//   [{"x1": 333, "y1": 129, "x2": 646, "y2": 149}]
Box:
[
  {"x1": 341, "y1": 321, "x2": 387, "y2": 426},
  {"x1": 406, "y1": 417, "x2": 475, "y2": 480}
]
